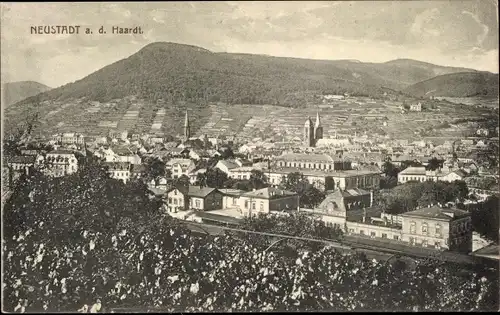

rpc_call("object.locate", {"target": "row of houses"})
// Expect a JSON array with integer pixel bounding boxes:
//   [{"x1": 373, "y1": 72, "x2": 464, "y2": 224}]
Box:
[
  {"x1": 157, "y1": 181, "x2": 473, "y2": 254},
  {"x1": 159, "y1": 186, "x2": 300, "y2": 216},
  {"x1": 308, "y1": 189, "x2": 473, "y2": 253},
  {"x1": 5, "y1": 150, "x2": 79, "y2": 178},
  {"x1": 397, "y1": 166, "x2": 467, "y2": 184}
]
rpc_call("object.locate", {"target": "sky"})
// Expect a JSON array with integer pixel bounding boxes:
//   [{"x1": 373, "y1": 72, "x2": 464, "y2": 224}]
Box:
[{"x1": 1, "y1": 1, "x2": 498, "y2": 88}]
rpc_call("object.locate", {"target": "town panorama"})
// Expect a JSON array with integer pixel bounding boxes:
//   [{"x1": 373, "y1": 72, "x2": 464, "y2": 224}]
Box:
[{"x1": 2, "y1": 1, "x2": 499, "y2": 313}]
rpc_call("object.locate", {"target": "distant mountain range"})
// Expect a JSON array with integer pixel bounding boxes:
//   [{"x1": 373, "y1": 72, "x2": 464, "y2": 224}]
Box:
[
  {"x1": 2, "y1": 81, "x2": 51, "y2": 108},
  {"x1": 404, "y1": 72, "x2": 499, "y2": 98},
  {"x1": 13, "y1": 42, "x2": 496, "y2": 109}
]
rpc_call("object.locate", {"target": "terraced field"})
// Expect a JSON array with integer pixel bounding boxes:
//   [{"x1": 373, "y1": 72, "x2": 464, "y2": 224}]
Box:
[
  {"x1": 4, "y1": 96, "x2": 211, "y2": 138},
  {"x1": 4, "y1": 95, "x2": 494, "y2": 142}
]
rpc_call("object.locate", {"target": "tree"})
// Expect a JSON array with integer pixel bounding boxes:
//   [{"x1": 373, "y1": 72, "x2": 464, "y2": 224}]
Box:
[
  {"x1": 249, "y1": 170, "x2": 268, "y2": 190},
  {"x1": 174, "y1": 175, "x2": 190, "y2": 190},
  {"x1": 466, "y1": 195, "x2": 499, "y2": 243},
  {"x1": 280, "y1": 172, "x2": 305, "y2": 191},
  {"x1": 204, "y1": 168, "x2": 228, "y2": 189},
  {"x1": 143, "y1": 157, "x2": 166, "y2": 184},
  {"x1": 426, "y1": 158, "x2": 444, "y2": 171}
]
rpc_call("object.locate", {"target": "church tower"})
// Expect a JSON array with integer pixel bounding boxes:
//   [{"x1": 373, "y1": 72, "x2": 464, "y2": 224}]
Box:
[
  {"x1": 184, "y1": 110, "x2": 190, "y2": 142},
  {"x1": 304, "y1": 117, "x2": 314, "y2": 147},
  {"x1": 314, "y1": 112, "x2": 323, "y2": 144}
]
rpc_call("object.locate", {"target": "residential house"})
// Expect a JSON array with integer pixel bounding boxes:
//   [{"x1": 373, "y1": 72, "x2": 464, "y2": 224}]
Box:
[
  {"x1": 188, "y1": 168, "x2": 207, "y2": 184},
  {"x1": 5, "y1": 155, "x2": 37, "y2": 174},
  {"x1": 238, "y1": 187, "x2": 299, "y2": 216},
  {"x1": 52, "y1": 133, "x2": 85, "y2": 145},
  {"x1": 304, "y1": 189, "x2": 374, "y2": 227},
  {"x1": 38, "y1": 150, "x2": 79, "y2": 177},
  {"x1": 165, "y1": 158, "x2": 196, "y2": 179},
  {"x1": 398, "y1": 166, "x2": 467, "y2": 184},
  {"x1": 215, "y1": 159, "x2": 240, "y2": 175},
  {"x1": 410, "y1": 102, "x2": 422, "y2": 112},
  {"x1": 219, "y1": 188, "x2": 246, "y2": 209},
  {"x1": 399, "y1": 206, "x2": 472, "y2": 253},
  {"x1": 165, "y1": 185, "x2": 223, "y2": 213},
  {"x1": 130, "y1": 164, "x2": 146, "y2": 180},
  {"x1": 105, "y1": 162, "x2": 131, "y2": 183},
  {"x1": 149, "y1": 177, "x2": 170, "y2": 190}
]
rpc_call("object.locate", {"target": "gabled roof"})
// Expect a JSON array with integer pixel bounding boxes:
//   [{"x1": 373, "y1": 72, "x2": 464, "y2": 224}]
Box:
[
  {"x1": 166, "y1": 158, "x2": 193, "y2": 167},
  {"x1": 242, "y1": 187, "x2": 296, "y2": 199},
  {"x1": 217, "y1": 160, "x2": 239, "y2": 170},
  {"x1": 452, "y1": 169, "x2": 468, "y2": 178},
  {"x1": 166, "y1": 185, "x2": 218, "y2": 198},
  {"x1": 218, "y1": 188, "x2": 246, "y2": 196},
  {"x1": 399, "y1": 166, "x2": 426, "y2": 175},
  {"x1": 187, "y1": 186, "x2": 217, "y2": 198},
  {"x1": 316, "y1": 190, "x2": 346, "y2": 212},
  {"x1": 400, "y1": 206, "x2": 470, "y2": 221}
]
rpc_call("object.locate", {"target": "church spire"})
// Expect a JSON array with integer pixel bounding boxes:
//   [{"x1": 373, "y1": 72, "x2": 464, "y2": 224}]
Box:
[
  {"x1": 314, "y1": 112, "x2": 321, "y2": 128},
  {"x1": 184, "y1": 110, "x2": 190, "y2": 141}
]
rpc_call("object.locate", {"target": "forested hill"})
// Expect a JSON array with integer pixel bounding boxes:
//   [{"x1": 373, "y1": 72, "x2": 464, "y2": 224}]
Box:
[
  {"x1": 14, "y1": 42, "x2": 480, "y2": 108},
  {"x1": 2, "y1": 81, "x2": 51, "y2": 108},
  {"x1": 404, "y1": 72, "x2": 499, "y2": 98}
]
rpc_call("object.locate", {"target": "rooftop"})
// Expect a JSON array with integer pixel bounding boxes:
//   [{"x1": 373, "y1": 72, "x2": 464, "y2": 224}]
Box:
[
  {"x1": 399, "y1": 166, "x2": 426, "y2": 175},
  {"x1": 277, "y1": 152, "x2": 338, "y2": 163},
  {"x1": 218, "y1": 188, "x2": 246, "y2": 196},
  {"x1": 242, "y1": 187, "x2": 297, "y2": 199},
  {"x1": 400, "y1": 206, "x2": 470, "y2": 221},
  {"x1": 105, "y1": 162, "x2": 131, "y2": 171},
  {"x1": 6, "y1": 155, "x2": 36, "y2": 164},
  {"x1": 269, "y1": 167, "x2": 381, "y2": 178}
]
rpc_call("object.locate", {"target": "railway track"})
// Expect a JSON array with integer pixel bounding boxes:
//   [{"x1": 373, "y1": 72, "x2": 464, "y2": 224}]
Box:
[{"x1": 183, "y1": 221, "x2": 495, "y2": 266}]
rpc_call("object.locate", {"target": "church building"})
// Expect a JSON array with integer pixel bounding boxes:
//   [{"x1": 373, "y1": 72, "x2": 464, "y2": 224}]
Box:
[{"x1": 304, "y1": 112, "x2": 323, "y2": 147}]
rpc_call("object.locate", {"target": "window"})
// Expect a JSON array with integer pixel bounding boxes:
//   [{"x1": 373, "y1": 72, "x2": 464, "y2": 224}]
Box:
[
  {"x1": 435, "y1": 241, "x2": 441, "y2": 249},
  {"x1": 232, "y1": 197, "x2": 237, "y2": 205},
  {"x1": 252, "y1": 203, "x2": 256, "y2": 210},
  {"x1": 393, "y1": 235, "x2": 399, "y2": 241},
  {"x1": 422, "y1": 223, "x2": 428, "y2": 235},
  {"x1": 360, "y1": 230, "x2": 365, "y2": 235},
  {"x1": 349, "y1": 229, "x2": 354, "y2": 233},
  {"x1": 168, "y1": 198, "x2": 172, "y2": 203},
  {"x1": 244, "y1": 201, "x2": 249, "y2": 209},
  {"x1": 195, "y1": 200, "x2": 201, "y2": 208},
  {"x1": 435, "y1": 224, "x2": 442, "y2": 237},
  {"x1": 174, "y1": 190, "x2": 178, "y2": 195},
  {"x1": 370, "y1": 232, "x2": 376, "y2": 238},
  {"x1": 382, "y1": 233, "x2": 388, "y2": 239},
  {"x1": 260, "y1": 202, "x2": 263, "y2": 211},
  {"x1": 173, "y1": 199, "x2": 178, "y2": 205},
  {"x1": 410, "y1": 221, "x2": 416, "y2": 234},
  {"x1": 409, "y1": 237, "x2": 415, "y2": 245},
  {"x1": 422, "y1": 240, "x2": 428, "y2": 247}
]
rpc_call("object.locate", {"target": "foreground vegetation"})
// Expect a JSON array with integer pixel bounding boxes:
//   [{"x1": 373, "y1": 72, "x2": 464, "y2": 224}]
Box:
[{"x1": 3, "y1": 157, "x2": 499, "y2": 312}]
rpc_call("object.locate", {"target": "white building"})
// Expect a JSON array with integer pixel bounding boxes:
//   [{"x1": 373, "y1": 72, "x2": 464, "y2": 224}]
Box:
[
  {"x1": 410, "y1": 103, "x2": 422, "y2": 111},
  {"x1": 166, "y1": 158, "x2": 196, "y2": 179},
  {"x1": 398, "y1": 166, "x2": 467, "y2": 184},
  {"x1": 38, "y1": 150, "x2": 79, "y2": 177}
]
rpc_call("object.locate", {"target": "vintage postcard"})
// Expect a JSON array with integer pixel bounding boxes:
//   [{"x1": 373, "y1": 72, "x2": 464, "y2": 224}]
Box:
[{"x1": 1, "y1": 1, "x2": 499, "y2": 313}]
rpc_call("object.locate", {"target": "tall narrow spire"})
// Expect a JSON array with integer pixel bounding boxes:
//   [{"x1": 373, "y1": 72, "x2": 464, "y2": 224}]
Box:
[
  {"x1": 315, "y1": 112, "x2": 321, "y2": 128},
  {"x1": 184, "y1": 110, "x2": 190, "y2": 141}
]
